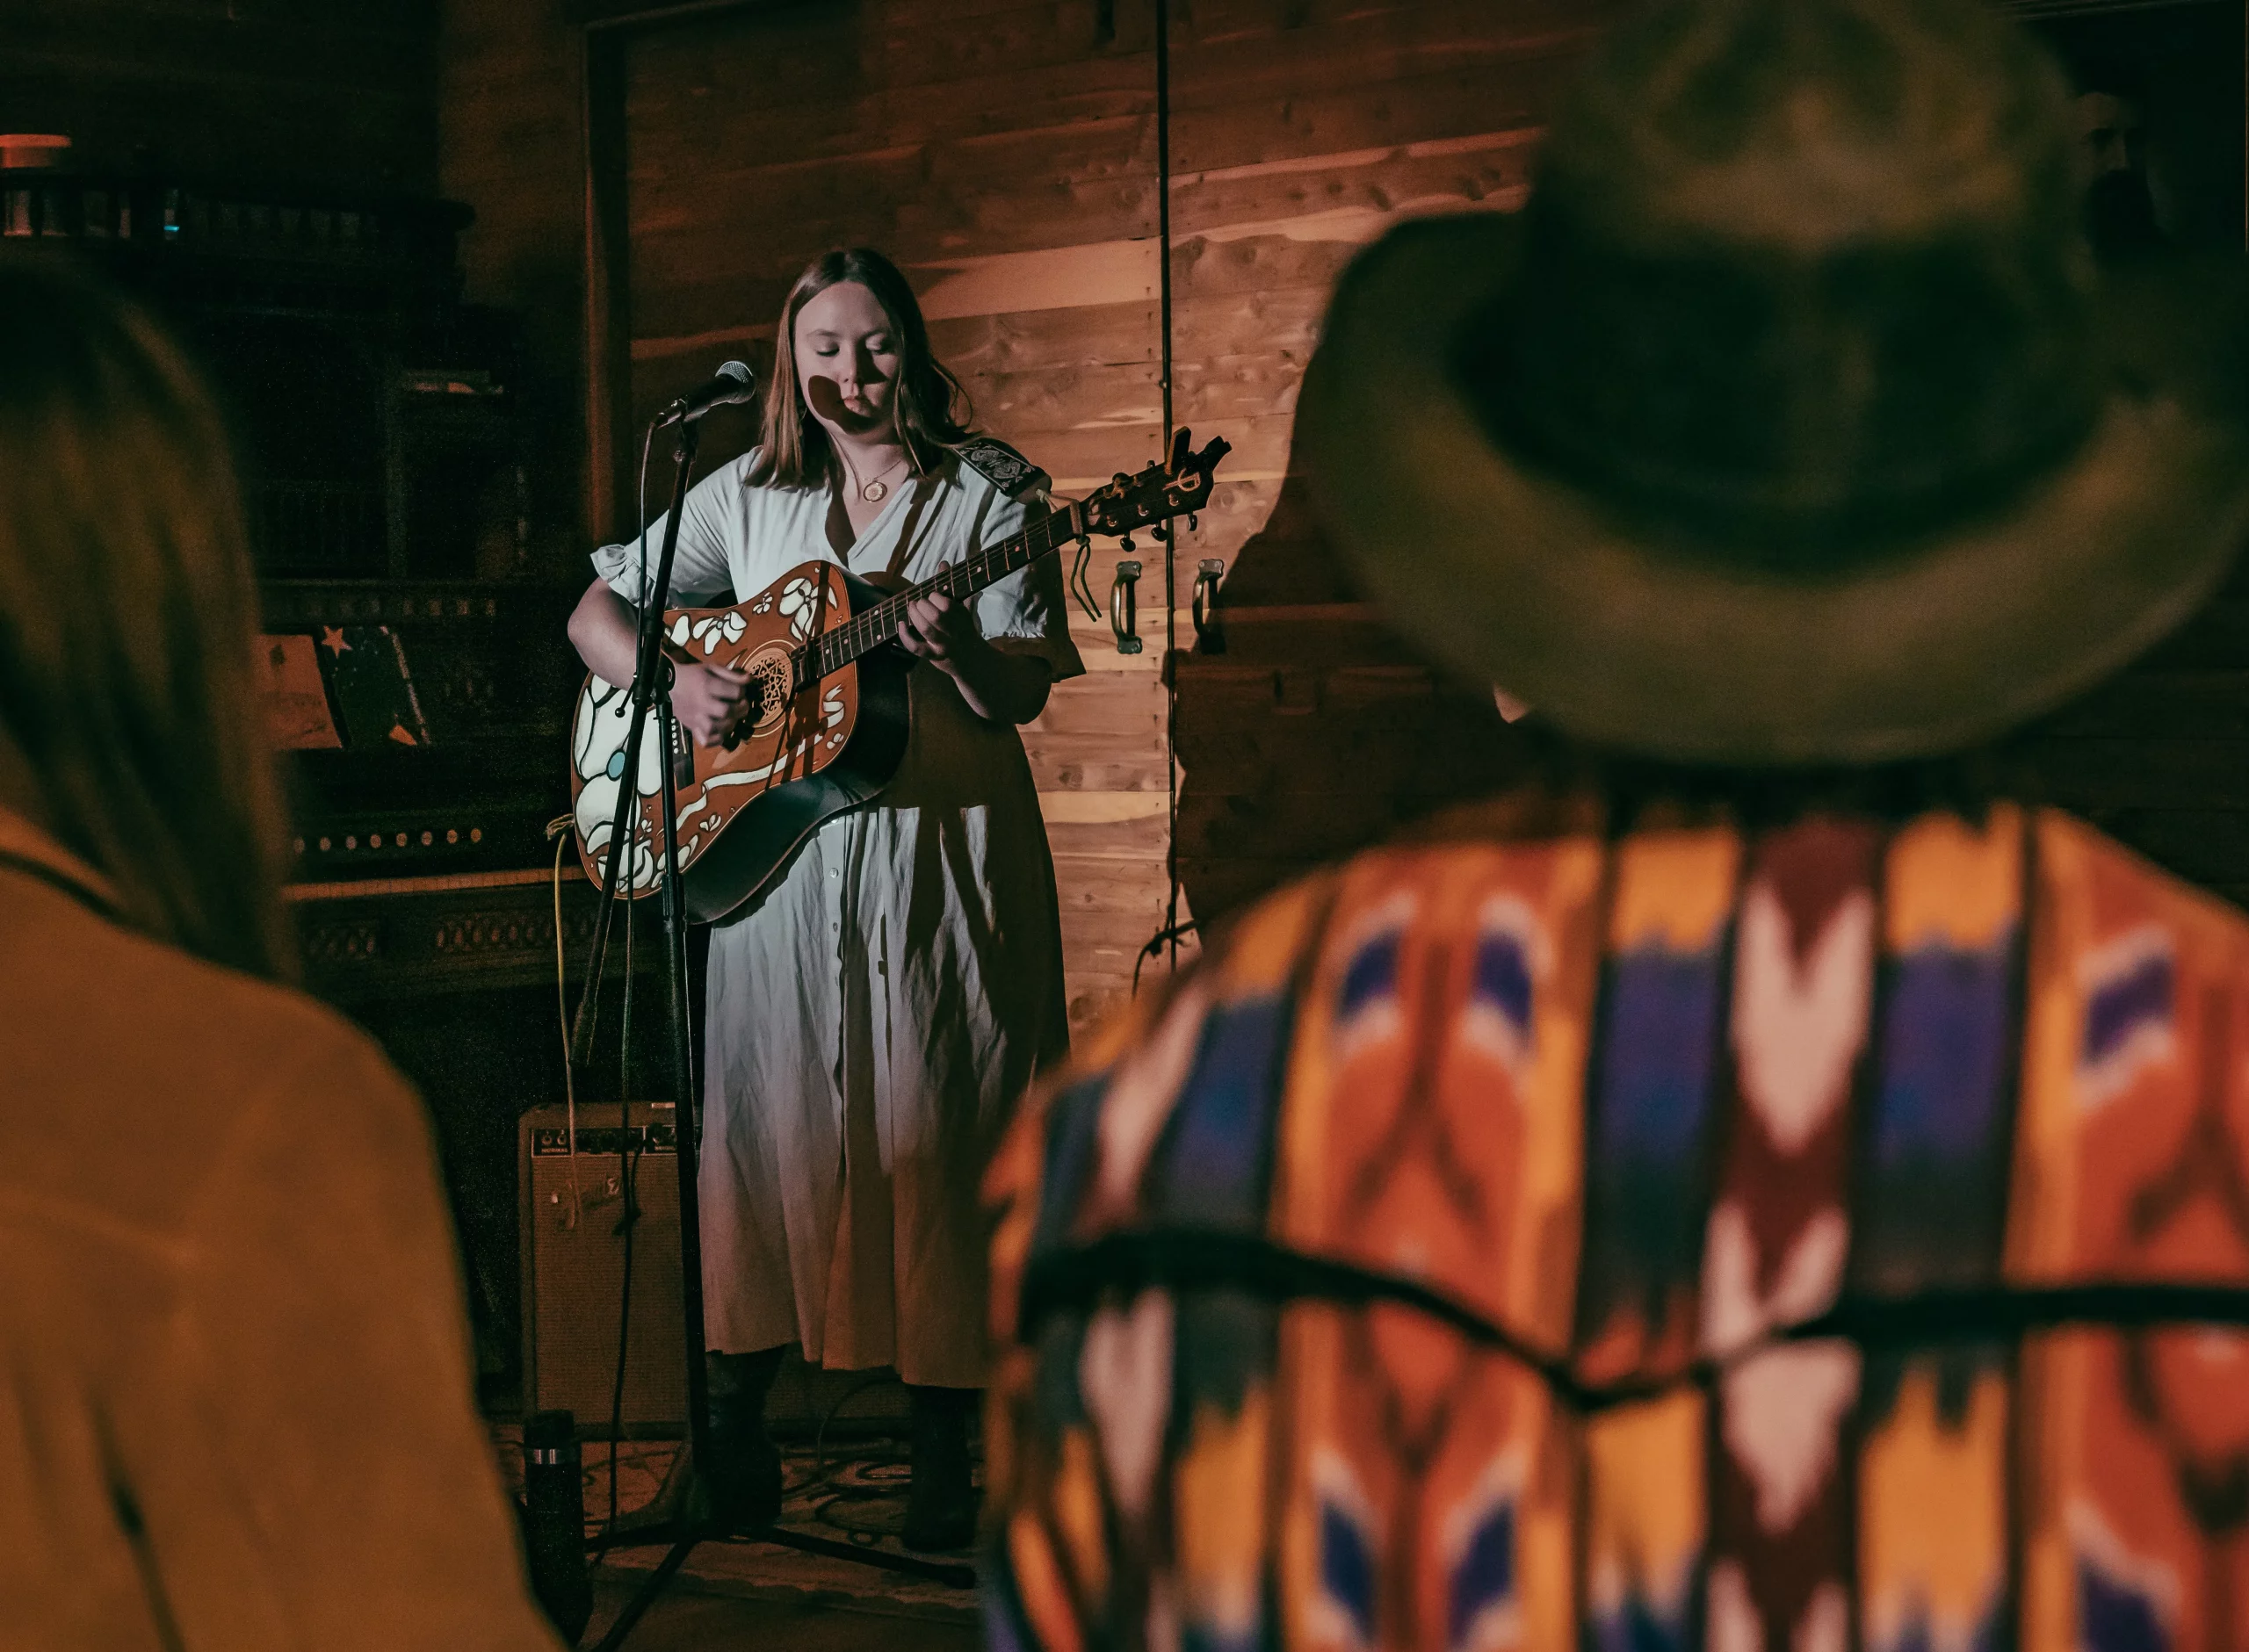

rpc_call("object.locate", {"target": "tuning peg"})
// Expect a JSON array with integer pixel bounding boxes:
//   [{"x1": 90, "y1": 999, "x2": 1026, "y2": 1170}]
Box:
[
  {"x1": 1118, "y1": 534, "x2": 1135, "y2": 553},
  {"x1": 1113, "y1": 472, "x2": 1132, "y2": 487},
  {"x1": 1151, "y1": 522, "x2": 1171, "y2": 543},
  {"x1": 1186, "y1": 512, "x2": 1199, "y2": 532}
]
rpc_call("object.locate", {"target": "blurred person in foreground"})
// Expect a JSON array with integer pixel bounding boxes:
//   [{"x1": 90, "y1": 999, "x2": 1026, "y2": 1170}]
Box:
[
  {"x1": 979, "y1": 1, "x2": 2249, "y2": 1648},
  {"x1": 0, "y1": 256, "x2": 557, "y2": 1649}
]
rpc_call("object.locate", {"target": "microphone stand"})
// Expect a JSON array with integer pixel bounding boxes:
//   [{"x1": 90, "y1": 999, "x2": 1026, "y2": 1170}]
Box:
[{"x1": 571, "y1": 415, "x2": 974, "y2": 1652}]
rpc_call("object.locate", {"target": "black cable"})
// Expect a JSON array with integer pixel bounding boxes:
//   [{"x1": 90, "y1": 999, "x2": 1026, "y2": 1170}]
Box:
[
  {"x1": 595, "y1": 418, "x2": 660, "y2": 1552},
  {"x1": 1153, "y1": 0, "x2": 1181, "y2": 979},
  {"x1": 1068, "y1": 537, "x2": 1101, "y2": 624},
  {"x1": 808, "y1": 1373, "x2": 901, "y2": 1491},
  {"x1": 702, "y1": 1374, "x2": 928, "y2": 1551},
  {"x1": 804, "y1": 1374, "x2": 910, "y2": 1545},
  {"x1": 808, "y1": 1376, "x2": 913, "y2": 1547},
  {"x1": 605, "y1": 718, "x2": 642, "y2": 1544},
  {"x1": 605, "y1": 1134, "x2": 641, "y2": 1540},
  {"x1": 570, "y1": 423, "x2": 661, "y2": 1071},
  {"x1": 1132, "y1": 919, "x2": 1198, "y2": 992}
]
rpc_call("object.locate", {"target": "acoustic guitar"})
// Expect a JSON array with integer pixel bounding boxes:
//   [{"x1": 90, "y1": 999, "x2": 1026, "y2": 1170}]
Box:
[{"x1": 569, "y1": 429, "x2": 1230, "y2": 924}]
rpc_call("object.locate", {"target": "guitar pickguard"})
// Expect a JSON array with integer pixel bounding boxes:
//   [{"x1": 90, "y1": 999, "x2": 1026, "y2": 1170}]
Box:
[{"x1": 568, "y1": 561, "x2": 865, "y2": 900}]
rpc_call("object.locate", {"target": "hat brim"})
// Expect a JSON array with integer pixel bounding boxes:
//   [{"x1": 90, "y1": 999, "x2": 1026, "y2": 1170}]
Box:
[{"x1": 1297, "y1": 213, "x2": 2249, "y2": 765}]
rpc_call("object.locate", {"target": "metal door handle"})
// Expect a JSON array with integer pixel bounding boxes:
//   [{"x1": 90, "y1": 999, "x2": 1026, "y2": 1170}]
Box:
[{"x1": 1110, "y1": 559, "x2": 1144, "y2": 655}]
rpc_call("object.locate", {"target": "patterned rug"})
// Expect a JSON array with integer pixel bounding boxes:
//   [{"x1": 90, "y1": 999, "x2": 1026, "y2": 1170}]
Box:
[{"x1": 491, "y1": 1425, "x2": 980, "y2": 1622}]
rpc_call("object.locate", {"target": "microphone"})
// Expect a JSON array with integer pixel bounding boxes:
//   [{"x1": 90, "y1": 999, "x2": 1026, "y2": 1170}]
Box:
[{"x1": 654, "y1": 360, "x2": 756, "y2": 428}]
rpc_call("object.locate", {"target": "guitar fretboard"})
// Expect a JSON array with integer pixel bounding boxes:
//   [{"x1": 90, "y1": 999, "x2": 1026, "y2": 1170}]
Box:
[{"x1": 811, "y1": 502, "x2": 1077, "y2": 679}]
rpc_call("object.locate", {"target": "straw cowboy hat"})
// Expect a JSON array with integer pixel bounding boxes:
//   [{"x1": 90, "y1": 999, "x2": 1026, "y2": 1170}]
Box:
[{"x1": 1296, "y1": 0, "x2": 2249, "y2": 764}]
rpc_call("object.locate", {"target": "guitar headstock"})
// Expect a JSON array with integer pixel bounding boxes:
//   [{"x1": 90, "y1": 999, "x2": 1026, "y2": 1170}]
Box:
[{"x1": 1078, "y1": 428, "x2": 1233, "y2": 536}]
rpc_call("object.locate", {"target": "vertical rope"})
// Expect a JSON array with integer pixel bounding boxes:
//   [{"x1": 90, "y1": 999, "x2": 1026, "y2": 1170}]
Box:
[{"x1": 1155, "y1": 0, "x2": 1181, "y2": 972}]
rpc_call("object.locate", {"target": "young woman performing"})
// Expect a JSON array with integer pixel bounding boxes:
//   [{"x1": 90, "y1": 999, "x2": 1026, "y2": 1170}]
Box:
[{"x1": 568, "y1": 246, "x2": 1081, "y2": 1551}]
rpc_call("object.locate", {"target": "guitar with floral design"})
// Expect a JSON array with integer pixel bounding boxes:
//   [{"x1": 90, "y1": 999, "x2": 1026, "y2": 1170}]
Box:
[{"x1": 568, "y1": 431, "x2": 1227, "y2": 923}]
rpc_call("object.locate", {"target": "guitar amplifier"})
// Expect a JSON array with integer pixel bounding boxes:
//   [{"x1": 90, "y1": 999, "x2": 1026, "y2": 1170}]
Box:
[{"x1": 518, "y1": 1102, "x2": 688, "y2": 1432}]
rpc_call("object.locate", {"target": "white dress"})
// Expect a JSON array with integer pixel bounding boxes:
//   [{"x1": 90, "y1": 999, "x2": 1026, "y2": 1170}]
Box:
[{"x1": 592, "y1": 444, "x2": 1082, "y2": 1386}]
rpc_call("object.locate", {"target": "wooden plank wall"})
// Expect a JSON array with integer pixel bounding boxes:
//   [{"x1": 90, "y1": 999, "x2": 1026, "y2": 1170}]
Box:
[
  {"x1": 1161, "y1": 0, "x2": 2249, "y2": 929},
  {"x1": 1165, "y1": 0, "x2": 1611, "y2": 924},
  {"x1": 2021, "y1": 561, "x2": 2249, "y2": 912},
  {"x1": 1155, "y1": 0, "x2": 2249, "y2": 928},
  {"x1": 512, "y1": 0, "x2": 1627, "y2": 1033},
  {"x1": 436, "y1": 0, "x2": 2249, "y2": 1029},
  {"x1": 2004, "y1": 1, "x2": 2249, "y2": 907},
  {"x1": 438, "y1": 0, "x2": 589, "y2": 564},
  {"x1": 0, "y1": 0, "x2": 435, "y2": 192}
]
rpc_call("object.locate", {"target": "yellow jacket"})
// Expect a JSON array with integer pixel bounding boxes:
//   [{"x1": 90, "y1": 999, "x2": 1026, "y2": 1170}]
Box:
[{"x1": 0, "y1": 809, "x2": 558, "y2": 1649}]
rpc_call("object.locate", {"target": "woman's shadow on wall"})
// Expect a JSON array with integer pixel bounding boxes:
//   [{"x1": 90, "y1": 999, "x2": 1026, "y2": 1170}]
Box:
[{"x1": 1173, "y1": 466, "x2": 1537, "y2": 931}]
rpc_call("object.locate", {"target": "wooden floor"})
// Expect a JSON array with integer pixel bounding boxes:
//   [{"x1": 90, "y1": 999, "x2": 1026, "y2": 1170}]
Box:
[{"x1": 583, "y1": 1579, "x2": 981, "y2": 1651}]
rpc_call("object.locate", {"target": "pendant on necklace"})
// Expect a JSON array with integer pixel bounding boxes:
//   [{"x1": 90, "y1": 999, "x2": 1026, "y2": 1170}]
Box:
[{"x1": 863, "y1": 479, "x2": 889, "y2": 503}]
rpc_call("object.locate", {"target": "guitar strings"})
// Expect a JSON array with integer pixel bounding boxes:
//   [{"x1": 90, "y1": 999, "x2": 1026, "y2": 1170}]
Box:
[
  {"x1": 799, "y1": 454, "x2": 1186, "y2": 683},
  {"x1": 808, "y1": 504, "x2": 1067, "y2": 681}
]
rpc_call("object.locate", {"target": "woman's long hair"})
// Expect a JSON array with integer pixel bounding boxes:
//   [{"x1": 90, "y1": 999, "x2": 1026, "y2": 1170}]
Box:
[
  {"x1": 0, "y1": 254, "x2": 290, "y2": 979},
  {"x1": 749, "y1": 247, "x2": 972, "y2": 489}
]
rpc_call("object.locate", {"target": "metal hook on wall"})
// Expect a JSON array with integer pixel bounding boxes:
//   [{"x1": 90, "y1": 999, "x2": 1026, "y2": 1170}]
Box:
[
  {"x1": 1110, "y1": 558, "x2": 1144, "y2": 655},
  {"x1": 1191, "y1": 557, "x2": 1226, "y2": 654}
]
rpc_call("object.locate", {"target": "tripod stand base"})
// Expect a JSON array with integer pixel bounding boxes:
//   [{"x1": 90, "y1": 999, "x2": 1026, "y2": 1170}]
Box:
[{"x1": 588, "y1": 1519, "x2": 976, "y2": 1650}]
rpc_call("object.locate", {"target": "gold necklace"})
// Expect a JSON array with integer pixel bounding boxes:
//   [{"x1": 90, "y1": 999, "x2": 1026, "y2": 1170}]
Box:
[{"x1": 842, "y1": 449, "x2": 910, "y2": 503}]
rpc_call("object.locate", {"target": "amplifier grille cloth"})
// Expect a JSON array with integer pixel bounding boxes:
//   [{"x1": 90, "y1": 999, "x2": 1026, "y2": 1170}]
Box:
[{"x1": 519, "y1": 1103, "x2": 687, "y2": 1431}]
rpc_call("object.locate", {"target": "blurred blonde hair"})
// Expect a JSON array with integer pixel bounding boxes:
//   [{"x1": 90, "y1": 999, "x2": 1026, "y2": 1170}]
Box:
[{"x1": 0, "y1": 253, "x2": 289, "y2": 978}]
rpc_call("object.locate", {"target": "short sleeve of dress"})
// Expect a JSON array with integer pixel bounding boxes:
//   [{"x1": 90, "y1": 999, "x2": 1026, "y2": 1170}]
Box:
[
  {"x1": 589, "y1": 455, "x2": 743, "y2": 606},
  {"x1": 970, "y1": 485, "x2": 1087, "y2": 685}
]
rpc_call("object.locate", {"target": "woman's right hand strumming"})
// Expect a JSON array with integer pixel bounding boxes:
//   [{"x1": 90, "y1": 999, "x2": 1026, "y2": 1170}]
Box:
[
  {"x1": 569, "y1": 578, "x2": 752, "y2": 747},
  {"x1": 671, "y1": 659, "x2": 752, "y2": 747}
]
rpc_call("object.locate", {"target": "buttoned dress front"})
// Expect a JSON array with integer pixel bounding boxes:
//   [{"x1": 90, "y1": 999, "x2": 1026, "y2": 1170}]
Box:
[{"x1": 594, "y1": 444, "x2": 1081, "y2": 1387}]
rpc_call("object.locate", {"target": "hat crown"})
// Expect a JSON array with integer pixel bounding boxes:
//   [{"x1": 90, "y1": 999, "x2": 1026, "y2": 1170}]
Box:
[{"x1": 1477, "y1": 0, "x2": 2100, "y2": 559}]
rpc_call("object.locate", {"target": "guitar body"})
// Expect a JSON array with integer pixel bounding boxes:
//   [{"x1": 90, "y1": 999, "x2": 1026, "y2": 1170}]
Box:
[{"x1": 568, "y1": 559, "x2": 912, "y2": 924}]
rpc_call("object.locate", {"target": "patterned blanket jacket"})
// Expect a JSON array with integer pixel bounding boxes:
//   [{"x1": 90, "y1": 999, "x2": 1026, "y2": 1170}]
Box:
[{"x1": 982, "y1": 801, "x2": 2249, "y2": 1652}]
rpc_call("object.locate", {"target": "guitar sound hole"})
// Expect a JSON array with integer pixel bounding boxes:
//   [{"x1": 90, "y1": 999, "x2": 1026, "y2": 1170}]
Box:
[{"x1": 744, "y1": 652, "x2": 793, "y2": 735}]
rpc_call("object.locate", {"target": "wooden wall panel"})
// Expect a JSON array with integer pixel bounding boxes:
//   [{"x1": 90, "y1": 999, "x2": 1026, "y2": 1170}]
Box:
[
  {"x1": 1153, "y1": 0, "x2": 2249, "y2": 933},
  {"x1": 610, "y1": 0, "x2": 1168, "y2": 1034},
  {"x1": 436, "y1": 0, "x2": 2249, "y2": 1022},
  {"x1": 2014, "y1": 552, "x2": 2249, "y2": 910},
  {"x1": 438, "y1": 0, "x2": 589, "y2": 568},
  {"x1": 1165, "y1": 0, "x2": 1611, "y2": 927},
  {"x1": 2, "y1": 0, "x2": 436, "y2": 191}
]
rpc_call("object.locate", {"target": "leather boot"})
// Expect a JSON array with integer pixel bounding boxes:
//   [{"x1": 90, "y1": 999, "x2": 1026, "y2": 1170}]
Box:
[
  {"x1": 703, "y1": 1346, "x2": 785, "y2": 1531},
  {"x1": 902, "y1": 1384, "x2": 979, "y2": 1552}
]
